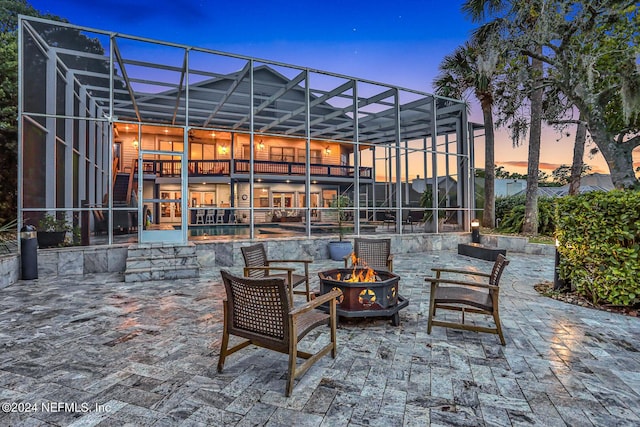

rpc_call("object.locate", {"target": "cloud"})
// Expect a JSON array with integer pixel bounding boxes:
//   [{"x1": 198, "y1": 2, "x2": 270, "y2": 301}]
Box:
[{"x1": 497, "y1": 161, "x2": 610, "y2": 174}]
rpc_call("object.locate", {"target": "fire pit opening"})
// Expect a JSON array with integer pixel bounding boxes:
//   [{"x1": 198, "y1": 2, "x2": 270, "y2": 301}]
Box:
[{"x1": 318, "y1": 265, "x2": 409, "y2": 326}]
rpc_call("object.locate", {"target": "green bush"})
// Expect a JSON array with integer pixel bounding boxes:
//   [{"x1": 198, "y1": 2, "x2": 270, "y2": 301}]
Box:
[
  {"x1": 495, "y1": 194, "x2": 525, "y2": 222},
  {"x1": 496, "y1": 195, "x2": 555, "y2": 236},
  {"x1": 556, "y1": 190, "x2": 640, "y2": 307}
]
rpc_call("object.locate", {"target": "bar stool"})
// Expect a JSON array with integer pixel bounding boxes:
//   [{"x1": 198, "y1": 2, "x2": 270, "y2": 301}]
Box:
[
  {"x1": 195, "y1": 209, "x2": 205, "y2": 224},
  {"x1": 205, "y1": 209, "x2": 214, "y2": 224}
]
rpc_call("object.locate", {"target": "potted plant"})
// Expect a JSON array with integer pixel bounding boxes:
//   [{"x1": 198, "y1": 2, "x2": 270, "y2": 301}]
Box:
[
  {"x1": 420, "y1": 187, "x2": 446, "y2": 232},
  {"x1": 37, "y1": 213, "x2": 71, "y2": 248},
  {"x1": 328, "y1": 194, "x2": 353, "y2": 261}
]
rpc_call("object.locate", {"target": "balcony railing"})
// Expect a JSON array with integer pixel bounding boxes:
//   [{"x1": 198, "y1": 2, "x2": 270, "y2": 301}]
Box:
[
  {"x1": 234, "y1": 160, "x2": 371, "y2": 179},
  {"x1": 136, "y1": 159, "x2": 372, "y2": 179}
]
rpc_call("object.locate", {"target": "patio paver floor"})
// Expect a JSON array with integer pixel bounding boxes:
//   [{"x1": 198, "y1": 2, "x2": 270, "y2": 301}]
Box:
[{"x1": 1, "y1": 251, "x2": 639, "y2": 426}]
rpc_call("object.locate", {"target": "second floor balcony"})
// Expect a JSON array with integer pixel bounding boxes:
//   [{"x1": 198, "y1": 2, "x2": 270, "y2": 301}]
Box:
[{"x1": 136, "y1": 159, "x2": 373, "y2": 180}]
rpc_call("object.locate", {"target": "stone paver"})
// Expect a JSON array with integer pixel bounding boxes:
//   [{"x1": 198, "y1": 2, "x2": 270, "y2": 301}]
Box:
[{"x1": 1, "y1": 251, "x2": 639, "y2": 426}]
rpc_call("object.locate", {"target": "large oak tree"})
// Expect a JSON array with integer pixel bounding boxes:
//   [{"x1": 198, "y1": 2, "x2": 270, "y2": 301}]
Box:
[{"x1": 477, "y1": 1, "x2": 640, "y2": 189}]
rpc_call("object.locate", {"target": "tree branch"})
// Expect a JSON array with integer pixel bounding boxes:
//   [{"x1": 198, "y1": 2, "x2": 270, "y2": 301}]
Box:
[
  {"x1": 548, "y1": 119, "x2": 587, "y2": 126},
  {"x1": 520, "y1": 48, "x2": 556, "y2": 68},
  {"x1": 618, "y1": 133, "x2": 640, "y2": 148}
]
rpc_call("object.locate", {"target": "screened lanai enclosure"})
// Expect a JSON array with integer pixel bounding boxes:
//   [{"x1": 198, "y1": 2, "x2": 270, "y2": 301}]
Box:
[{"x1": 18, "y1": 17, "x2": 480, "y2": 246}]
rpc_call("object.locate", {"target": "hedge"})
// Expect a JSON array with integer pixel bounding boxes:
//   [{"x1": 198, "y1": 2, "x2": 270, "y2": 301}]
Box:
[{"x1": 555, "y1": 190, "x2": 640, "y2": 306}]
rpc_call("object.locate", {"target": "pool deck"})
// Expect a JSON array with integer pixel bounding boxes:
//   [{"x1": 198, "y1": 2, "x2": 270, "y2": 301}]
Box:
[{"x1": 1, "y1": 251, "x2": 639, "y2": 426}]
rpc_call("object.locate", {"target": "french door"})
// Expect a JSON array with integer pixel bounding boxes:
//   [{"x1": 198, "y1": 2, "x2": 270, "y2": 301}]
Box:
[{"x1": 160, "y1": 191, "x2": 182, "y2": 223}]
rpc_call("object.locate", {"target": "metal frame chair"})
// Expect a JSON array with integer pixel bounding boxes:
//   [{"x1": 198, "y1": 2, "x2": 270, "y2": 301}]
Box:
[
  {"x1": 218, "y1": 270, "x2": 341, "y2": 396},
  {"x1": 426, "y1": 254, "x2": 510, "y2": 345},
  {"x1": 241, "y1": 243, "x2": 313, "y2": 302},
  {"x1": 344, "y1": 237, "x2": 393, "y2": 272}
]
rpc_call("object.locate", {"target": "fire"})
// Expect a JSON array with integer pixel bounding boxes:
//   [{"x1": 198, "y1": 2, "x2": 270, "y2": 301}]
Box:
[{"x1": 343, "y1": 252, "x2": 377, "y2": 282}]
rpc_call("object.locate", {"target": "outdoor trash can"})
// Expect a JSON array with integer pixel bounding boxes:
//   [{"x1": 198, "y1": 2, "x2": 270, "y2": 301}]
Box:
[{"x1": 20, "y1": 225, "x2": 38, "y2": 280}]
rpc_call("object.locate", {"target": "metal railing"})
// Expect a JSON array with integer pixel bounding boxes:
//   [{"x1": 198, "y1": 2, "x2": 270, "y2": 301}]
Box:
[{"x1": 135, "y1": 159, "x2": 373, "y2": 179}]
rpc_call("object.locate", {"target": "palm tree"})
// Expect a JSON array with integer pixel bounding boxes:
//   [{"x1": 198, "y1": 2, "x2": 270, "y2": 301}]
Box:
[
  {"x1": 463, "y1": 0, "x2": 545, "y2": 235},
  {"x1": 434, "y1": 41, "x2": 499, "y2": 228}
]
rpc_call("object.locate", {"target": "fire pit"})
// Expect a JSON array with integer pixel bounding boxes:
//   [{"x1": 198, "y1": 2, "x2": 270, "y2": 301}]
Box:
[{"x1": 318, "y1": 267, "x2": 409, "y2": 326}]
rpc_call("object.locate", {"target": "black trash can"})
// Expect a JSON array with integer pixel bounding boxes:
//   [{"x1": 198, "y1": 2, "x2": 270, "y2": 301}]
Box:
[{"x1": 20, "y1": 225, "x2": 38, "y2": 280}]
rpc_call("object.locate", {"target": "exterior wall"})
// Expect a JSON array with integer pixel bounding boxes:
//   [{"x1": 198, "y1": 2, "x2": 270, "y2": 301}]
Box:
[{"x1": 495, "y1": 179, "x2": 527, "y2": 197}]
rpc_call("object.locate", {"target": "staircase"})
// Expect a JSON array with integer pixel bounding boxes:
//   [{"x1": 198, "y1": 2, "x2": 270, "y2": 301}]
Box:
[
  {"x1": 113, "y1": 173, "x2": 130, "y2": 204},
  {"x1": 124, "y1": 243, "x2": 200, "y2": 282}
]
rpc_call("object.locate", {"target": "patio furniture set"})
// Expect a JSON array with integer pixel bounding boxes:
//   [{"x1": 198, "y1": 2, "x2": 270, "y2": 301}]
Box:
[{"x1": 217, "y1": 239, "x2": 510, "y2": 396}]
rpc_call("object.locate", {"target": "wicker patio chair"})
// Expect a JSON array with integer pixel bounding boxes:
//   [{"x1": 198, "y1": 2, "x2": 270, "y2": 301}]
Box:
[
  {"x1": 217, "y1": 270, "x2": 342, "y2": 396},
  {"x1": 426, "y1": 254, "x2": 510, "y2": 345},
  {"x1": 344, "y1": 237, "x2": 393, "y2": 272},
  {"x1": 241, "y1": 243, "x2": 313, "y2": 303}
]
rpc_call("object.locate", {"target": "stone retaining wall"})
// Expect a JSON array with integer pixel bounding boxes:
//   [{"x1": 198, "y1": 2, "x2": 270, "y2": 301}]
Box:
[
  {"x1": 36, "y1": 244, "x2": 129, "y2": 277},
  {"x1": 479, "y1": 234, "x2": 555, "y2": 256},
  {"x1": 0, "y1": 254, "x2": 19, "y2": 289},
  {"x1": 193, "y1": 232, "x2": 468, "y2": 276},
  {"x1": 3, "y1": 233, "x2": 554, "y2": 283}
]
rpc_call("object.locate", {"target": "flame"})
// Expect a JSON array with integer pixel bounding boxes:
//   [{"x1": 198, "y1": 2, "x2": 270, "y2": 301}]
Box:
[{"x1": 342, "y1": 252, "x2": 377, "y2": 282}]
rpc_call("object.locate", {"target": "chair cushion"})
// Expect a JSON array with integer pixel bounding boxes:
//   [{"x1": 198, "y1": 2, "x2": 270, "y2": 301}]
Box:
[{"x1": 434, "y1": 286, "x2": 493, "y2": 312}]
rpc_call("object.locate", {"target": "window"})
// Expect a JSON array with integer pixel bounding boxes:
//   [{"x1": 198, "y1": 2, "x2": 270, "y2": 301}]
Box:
[
  {"x1": 191, "y1": 143, "x2": 202, "y2": 160},
  {"x1": 297, "y1": 149, "x2": 321, "y2": 164},
  {"x1": 270, "y1": 147, "x2": 295, "y2": 162}
]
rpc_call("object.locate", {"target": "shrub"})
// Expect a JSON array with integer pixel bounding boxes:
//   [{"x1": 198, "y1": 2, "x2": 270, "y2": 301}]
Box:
[
  {"x1": 556, "y1": 190, "x2": 640, "y2": 307},
  {"x1": 496, "y1": 195, "x2": 555, "y2": 236},
  {"x1": 495, "y1": 194, "x2": 525, "y2": 223}
]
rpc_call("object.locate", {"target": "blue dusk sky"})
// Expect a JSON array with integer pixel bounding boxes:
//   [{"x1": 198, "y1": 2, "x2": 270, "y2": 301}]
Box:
[{"x1": 27, "y1": 0, "x2": 622, "y2": 175}]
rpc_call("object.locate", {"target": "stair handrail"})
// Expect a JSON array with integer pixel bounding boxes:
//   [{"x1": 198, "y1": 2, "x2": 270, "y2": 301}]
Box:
[
  {"x1": 112, "y1": 157, "x2": 119, "y2": 188},
  {"x1": 126, "y1": 158, "x2": 137, "y2": 205}
]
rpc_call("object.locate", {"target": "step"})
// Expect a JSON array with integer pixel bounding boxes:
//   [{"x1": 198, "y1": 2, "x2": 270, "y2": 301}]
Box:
[
  {"x1": 124, "y1": 243, "x2": 200, "y2": 282},
  {"x1": 124, "y1": 265, "x2": 199, "y2": 282},
  {"x1": 127, "y1": 244, "x2": 196, "y2": 259},
  {"x1": 125, "y1": 254, "x2": 199, "y2": 271}
]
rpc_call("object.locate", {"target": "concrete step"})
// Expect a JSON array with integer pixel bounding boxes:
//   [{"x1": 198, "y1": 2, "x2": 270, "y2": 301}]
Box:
[
  {"x1": 124, "y1": 265, "x2": 199, "y2": 282},
  {"x1": 124, "y1": 243, "x2": 199, "y2": 282}
]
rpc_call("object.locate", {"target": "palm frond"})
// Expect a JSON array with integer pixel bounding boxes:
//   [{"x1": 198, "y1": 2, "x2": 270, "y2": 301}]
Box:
[{"x1": 462, "y1": 0, "x2": 506, "y2": 23}]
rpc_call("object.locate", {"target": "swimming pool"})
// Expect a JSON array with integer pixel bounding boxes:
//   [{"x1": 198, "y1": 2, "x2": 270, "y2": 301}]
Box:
[
  {"x1": 185, "y1": 224, "x2": 291, "y2": 238},
  {"x1": 187, "y1": 225, "x2": 249, "y2": 237}
]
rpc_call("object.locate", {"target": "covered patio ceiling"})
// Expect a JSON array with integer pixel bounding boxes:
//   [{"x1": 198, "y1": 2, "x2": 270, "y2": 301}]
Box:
[{"x1": 23, "y1": 18, "x2": 468, "y2": 145}]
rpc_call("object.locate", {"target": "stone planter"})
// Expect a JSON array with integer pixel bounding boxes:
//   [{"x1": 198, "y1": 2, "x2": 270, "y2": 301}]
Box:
[
  {"x1": 37, "y1": 231, "x2": 66, "y2": 249},
  {"x1": 328, "y1": 240, "x2": 353, "y2": 261}
]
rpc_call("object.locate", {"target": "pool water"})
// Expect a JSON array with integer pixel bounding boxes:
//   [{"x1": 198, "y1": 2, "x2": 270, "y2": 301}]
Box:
[
  {"x1": 188, "y1": 225, "x2": 249, "y2": 236},
  {"x1": 185, "y1": 224, "x2": 289, "y2": 238}
]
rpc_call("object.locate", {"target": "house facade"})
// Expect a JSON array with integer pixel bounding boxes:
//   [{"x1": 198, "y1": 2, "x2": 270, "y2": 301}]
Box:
[{"x1": 18, "y1": 17, "x2": 479, "y2": 246}]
